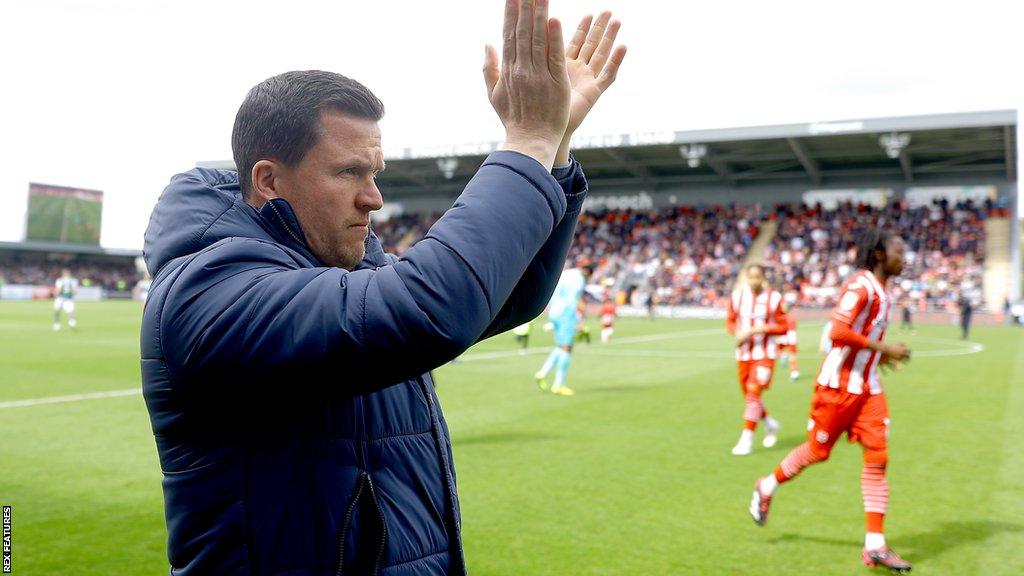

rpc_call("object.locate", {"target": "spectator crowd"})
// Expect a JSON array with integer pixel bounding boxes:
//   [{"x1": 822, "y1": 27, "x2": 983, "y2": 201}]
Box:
[
  {"x1": 568, "y1": 205, "x2": 764, "y2": 307},
  {"x1": 765, "y1": 199, "x2": 989, "y2": 311},
  {"x1": 0, "y1": 261, "x2": 140, "y2": 292},
  {"x1": 367, "y1": 198, "x2": 993, "y2": 312},
  {"x1": 1, "y1": 198, "x2": 995, "y2": 310}
]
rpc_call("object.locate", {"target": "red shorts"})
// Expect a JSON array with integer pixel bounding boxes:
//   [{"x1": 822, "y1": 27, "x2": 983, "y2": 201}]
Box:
[
  {"x1": 807, "y1": 386, "x2": 889, "y2": 451},
  {"x1": 737, "y1": 359, "x2": 775, "y2": 395},
  {"x1": 780, "y1": 343, "x2": 798, "y2": 353}
]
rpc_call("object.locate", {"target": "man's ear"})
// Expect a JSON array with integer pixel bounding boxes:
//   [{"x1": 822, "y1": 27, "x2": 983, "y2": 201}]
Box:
[{"x1": 249, "y1": 159, "x2": 283, "y2": 206}]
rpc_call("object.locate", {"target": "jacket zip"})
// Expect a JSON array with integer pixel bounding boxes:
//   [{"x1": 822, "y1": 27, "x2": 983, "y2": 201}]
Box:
[
  {"x1": 366, "y1": 474, "x2": 388, "y2": 576},
  {"x1": 267, "y1": 200, "x2": 305, "y2": 247},
  {"x1": 335, "y1": 472, "x2": 367, "y2": 576},
  {"x1": 415, "y1": 376, "x2": 467, "y2": 575}
]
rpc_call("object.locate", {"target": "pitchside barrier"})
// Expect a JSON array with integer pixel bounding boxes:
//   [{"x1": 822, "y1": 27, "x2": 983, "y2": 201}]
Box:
[
  {"x1": 582, "y1": 303, "x2": 1009, "y2": 325},
  {"x1": 0, "y1": 285, "x2": 104, "y2": 301}
]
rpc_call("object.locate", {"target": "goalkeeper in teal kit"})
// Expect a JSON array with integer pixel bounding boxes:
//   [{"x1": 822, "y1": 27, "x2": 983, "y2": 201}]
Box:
[{"x1": 535, "y1": 263, "x2": 593, "y2": 396}]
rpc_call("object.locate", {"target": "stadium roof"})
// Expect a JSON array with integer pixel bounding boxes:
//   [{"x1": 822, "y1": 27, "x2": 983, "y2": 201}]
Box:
[{"x1": 198, "y1": 109, "x2": 1017, "y2": 196}]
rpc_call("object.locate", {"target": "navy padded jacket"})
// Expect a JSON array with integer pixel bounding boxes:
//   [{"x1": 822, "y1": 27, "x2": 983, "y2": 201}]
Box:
[{"x1": 140, "y1": 151, "x2": 587, "y2": 575}]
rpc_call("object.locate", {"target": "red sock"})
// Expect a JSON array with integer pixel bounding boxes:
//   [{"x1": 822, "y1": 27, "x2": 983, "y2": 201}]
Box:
[
  {"x1": 773, "y1": 442, "x2": 824, "y2": 483},
  {"x1": 862, "y1": 462, "x2": 888, "y2": 532},
  {"x1": 866, "y1": 512, "x2": 885, "y2": 534},
  {"x1": 743, "y1": 394, "x2": 763, "y2": 431}
]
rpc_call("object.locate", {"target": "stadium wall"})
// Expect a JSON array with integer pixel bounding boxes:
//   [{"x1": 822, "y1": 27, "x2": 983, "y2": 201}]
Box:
[
  {"x1": 382, "y1": 177, "x2": 1015, "y2": 215},
  {"x1": 632, "y1": 177, "x2": 1014, "y2": 209},
  {"x1": 1011, "y1": 183, "x2": 1022, "y2": 300},
  {"x1": 0, "y1": 285, "x2": 104, "y2": 301}
]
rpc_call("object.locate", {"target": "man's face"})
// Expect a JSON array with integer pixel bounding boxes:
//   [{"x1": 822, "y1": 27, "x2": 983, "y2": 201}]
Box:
[
  {"x1": 883, "y1": 236, "x2": 906, "y2": 278},
  {"x1": 273, "y1": 110, "x2": 384, "y2": 269},
  {"x1": 747, "y1": 266, "x2": 766, "y2": 293}
]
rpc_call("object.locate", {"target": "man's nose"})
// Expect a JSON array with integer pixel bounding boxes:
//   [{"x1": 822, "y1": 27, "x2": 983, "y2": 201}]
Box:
[{"x1": 358, "y1": 178, "x2": 384, "y2": 212}]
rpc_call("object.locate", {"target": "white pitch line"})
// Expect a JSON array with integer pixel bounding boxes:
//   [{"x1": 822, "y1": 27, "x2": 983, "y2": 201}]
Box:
[
  {"x1": 0, "y1": 333, "x2": 984, "y2": 409},
  {"x1": 584, "y1": 349, "x2": 735, "y2": 359},
  {"x1": 908, "y1": 338, "x2": 985, "y2": 357},
  {"x1": 456, "y1": 328, "x2": 720, "y2": 363},
  {"x1": 2, "y1": 332, "x2": 707, "y2": 408},
  {"x1": 456, "y1": 330, "x2": 986, "y2": 363},
  {"x1": 0, "y1": 388, "x2": 141, "y2": 410}
]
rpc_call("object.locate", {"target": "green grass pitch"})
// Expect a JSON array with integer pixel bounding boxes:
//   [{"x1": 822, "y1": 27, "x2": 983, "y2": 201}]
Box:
[{"x1": 1, "y1": 300, "x2": 1022, "y2": 575}]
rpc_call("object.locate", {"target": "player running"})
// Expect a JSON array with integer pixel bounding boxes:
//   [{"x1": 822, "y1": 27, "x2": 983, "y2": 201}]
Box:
[
  {"x1": 53, "y1": 268, "x2": 79, "y2": 332},
  {"x1": 535, "y1": 263, "x2": 594, "y2": 396},
  {"x1": 575, "y1": 300, "x2": 592, "y2": 345},
  {"x1": 726, "y1": 263, "x2": 789, "y2": 456},
  {"x1": 899, "y1": 301, "x2": 915, "y2": 334},
  {"x1": 748, "y1": 230, "x2": 913, "y2": 573},
  {"x1": 599, "y1": 297, "x2": 617, "y2": 343},
  {"x1": 512, "y1": 322, "x2": 532, "y2": 355}
]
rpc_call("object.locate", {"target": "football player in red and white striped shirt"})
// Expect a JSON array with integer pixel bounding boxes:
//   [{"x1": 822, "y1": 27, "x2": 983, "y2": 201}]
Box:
[
  {"x1": 748, "y1": 230, "x2": 913, "y2": 573},
  {"x1": 726, "y1": 264, "x2": 790, "y2": 456},
  {"x1": 599, "y1": 298, "x2": 617, "y2": 344},
  {"x1": 778, "y1": 300, "x2": 800, "y2": 382}
]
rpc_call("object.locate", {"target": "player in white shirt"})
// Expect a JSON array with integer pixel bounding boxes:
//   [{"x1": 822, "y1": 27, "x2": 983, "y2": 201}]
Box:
[
  {"x1": 134, "y1": 276, "x2": 153, "y2": 303},
  {"x1": 512, "y1": 321, "x2": 531, "y2": 355},
  {"x1": 53, "y1": 268, "x2": 79, "y2": 331},
  {"x1": 534, "y1": 264, "x2": 593, "y2": 396}
]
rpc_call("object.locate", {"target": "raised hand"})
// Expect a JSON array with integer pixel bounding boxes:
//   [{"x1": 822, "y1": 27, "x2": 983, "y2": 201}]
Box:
[
  {"x1": 556, "y1": 11, "x2": 627, "y2": 164},
  {"x1": 484, "y1": 0, "x2": 571, "y2": 171}
]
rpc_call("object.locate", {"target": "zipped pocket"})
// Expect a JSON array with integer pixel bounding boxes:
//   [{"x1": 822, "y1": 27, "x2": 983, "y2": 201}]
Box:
[
  {"x1": 334, "y1": 472, "x2": 367, "y2": 576},
  {"x1": 365, "y1": 474, "x2": 389, "y2": 576},
  {"x1": 334, "y1": 471, "x2": 389, "y2": 576}
]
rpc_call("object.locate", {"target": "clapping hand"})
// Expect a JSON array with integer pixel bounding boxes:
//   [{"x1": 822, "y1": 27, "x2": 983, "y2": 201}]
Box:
[
  {"x1": 556, "y1": 11, "x2": 627, "y2": 164},
  {"x1": 484, "y1": 0, "x2": 571, "y2": 171}
]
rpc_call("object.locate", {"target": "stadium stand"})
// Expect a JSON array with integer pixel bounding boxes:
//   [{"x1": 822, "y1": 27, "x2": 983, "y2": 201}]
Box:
[
  {"x1": 187, "y1": 110, "x2": 1024, "y2": 314},
  {"x1": 0, "y1": 242, "x2": 141, "y2": 297},
  {"x1": 568, "y1": 205, "x2": 765, "y2": 307},
  {"x1": 0, "y1": 197, "x2": 1006, "y2": 312},
  {"x1": 363, "y1": 198, "x2": 1003, "y2": 312},
  {"x1": 0, "y1": 261, "x2": 139, "y2": 292},
  {"x1": 371, "y1": 212, "x2": 442, "y2": 256},
  {"x1": 365, "y1": 205, "x2": 768, "y2": 308},
  {"x1": 764, "y1": 199, "x2": 995, "y2": 310}
]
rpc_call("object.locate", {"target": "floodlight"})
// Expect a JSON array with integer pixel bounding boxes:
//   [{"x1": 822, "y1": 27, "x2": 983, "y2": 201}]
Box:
[
  {"x1": 879, "y1": 132, "x2": 911, "y2": 159},
  {"x1": 679, "y1": 144, "x2": 707, "y2": 168},
  {"x1": 437, "y1": 157, "x2": 459, "y2": 180}
]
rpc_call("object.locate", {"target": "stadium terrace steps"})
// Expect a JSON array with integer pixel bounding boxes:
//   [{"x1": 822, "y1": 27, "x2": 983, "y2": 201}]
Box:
[
  {"x1": 396, "y1": 229, "x2": 420, "y2": 253},
  {"x1": 984, "y1": 217, "x2": 1011, "y2": 311},
  {"x1": 738, "y1": 219, "x2": 777, "y2": 289}
]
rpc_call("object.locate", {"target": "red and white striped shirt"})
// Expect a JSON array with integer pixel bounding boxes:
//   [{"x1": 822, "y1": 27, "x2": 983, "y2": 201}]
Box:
[
  {"x1": 782, "y1": 315, "x2": 798, "y2": 347},
  {"x1": 600, "y1": 301, "x2": 617, "y2": 328},
  {"x1": 816, "y1": 270, "x2": 890, "y2": 395},
  {"x1": 727, "y1": 287, "x2": 786, "y2": 361}
]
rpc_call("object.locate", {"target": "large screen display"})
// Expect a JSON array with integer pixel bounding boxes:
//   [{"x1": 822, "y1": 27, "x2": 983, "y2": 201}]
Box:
[{"x1": 25, "y1": 183, "x2": 103, "y2": 245}]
